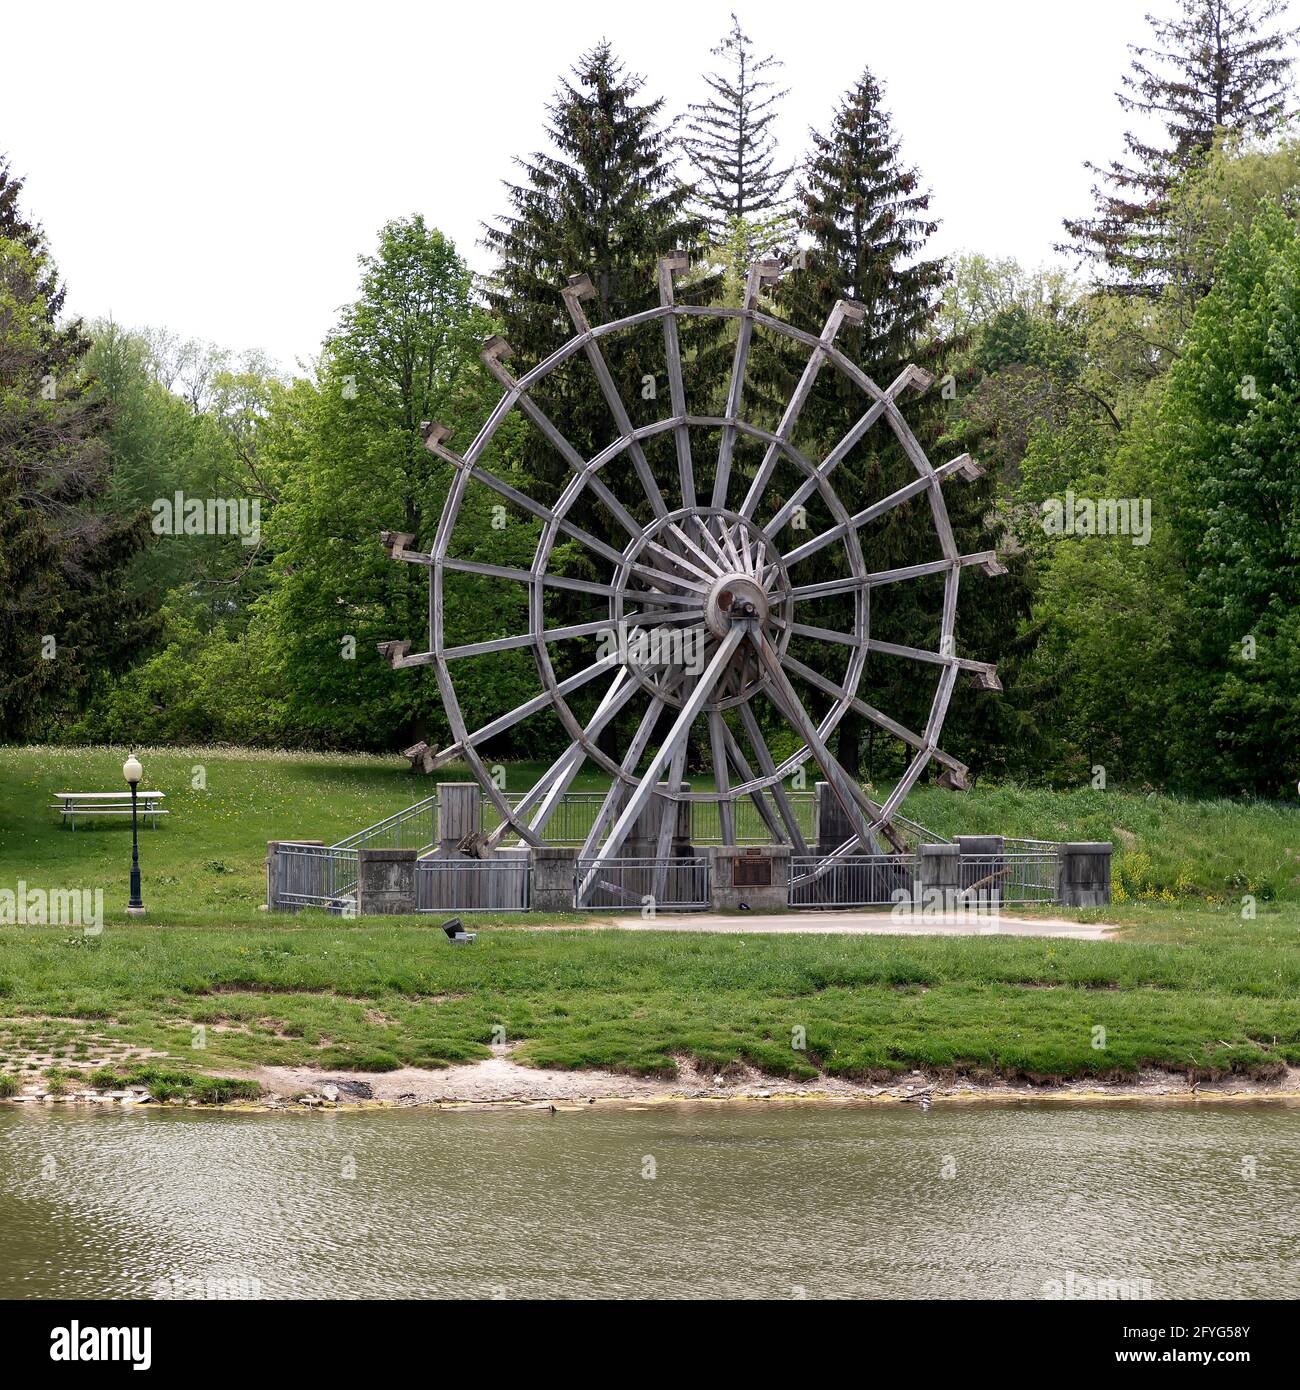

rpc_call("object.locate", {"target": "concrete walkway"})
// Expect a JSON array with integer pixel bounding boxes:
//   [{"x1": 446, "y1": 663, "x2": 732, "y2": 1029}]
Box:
[{"x1": 600, "y1": 910, "x2": 1115, "y2": 940}]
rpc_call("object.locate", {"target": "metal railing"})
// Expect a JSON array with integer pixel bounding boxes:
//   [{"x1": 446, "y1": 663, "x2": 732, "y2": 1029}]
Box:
[
  {"x1": 482, "y1": 790, "x2": 603, "y2": 845},
  {"x1": 958, "y1": 851, "x2": 1058, "y2": 905},
  {"x1": 892, "y1": 814, "x2": 952, "y2": 848},
  {"x1": 689, "y1": 792, "x2": 818, "y2": 844},
  {"x1": 788, "y1": 853, "x2": 917, "y2": 908},
  {"x1": 332, "y1": 794, "x2": 438, "y2": 852},
  {"x1": 415, "y1": 856, "x2": 530, "y2": 912},
  {"x1": 275, "y1": 843, "x2": 358, "y2": 913},
  {"x1": 575, "y1": 856, "x2": 710, "y2": 911},
  {"x1": 787, "y1": 848, "x2": 1059, "y2": 909}
]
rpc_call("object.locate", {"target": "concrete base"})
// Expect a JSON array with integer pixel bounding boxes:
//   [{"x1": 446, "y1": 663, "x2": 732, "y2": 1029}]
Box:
[
  {"x1": 917, "y1": 843, "x2": 961, "y2": 901},
  {"x1": 528, "y1": 845, "x2": 577, "y2": 914},
  {"x1": 709, "y1": 845, "x2": 790, "y2": 911},
  {"x1": 955, "y1": 835, "x2": 1005, "y2": 857},
  {"x1": 356, "y1": 847, "x2": 418, "y2": 915}
]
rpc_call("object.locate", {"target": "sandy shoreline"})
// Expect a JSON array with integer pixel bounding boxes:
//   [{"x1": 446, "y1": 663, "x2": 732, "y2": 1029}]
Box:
[
  {"x1": 244, "y1": 1050, "x2": 1300, "y2": 1110},
  {"x1": 7, "y1": 1046, "x2": 1297, "y2": 1113}
]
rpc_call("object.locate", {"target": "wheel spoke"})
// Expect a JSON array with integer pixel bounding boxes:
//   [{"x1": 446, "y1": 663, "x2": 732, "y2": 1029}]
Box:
[
  {"x1": 781, "y1": 454, "x2": 977, "y2": 567},
  {"x1": 577, "y1": 692, "x2": 667, "y2": 861},
  {"x1": 425, "y1": 428, "x2": 632, "y2": 569},
  {"x1": 718, "y1": 716, "x2": 785, "y2": 843},
  {"x1": 867, "y1": 636, "x2": 998, "y2": 681},
  {"x1": 481, "y1": 341, "x2": 647, "y2": 539},
  {"x1": 658, "y1": 254, "x2": 697, "y2": 513},
  {"x1": 764, "y1": 364, "x2": 921, "y2": 536},
  {"x1": 789, "y1": 552, "x2": 997, "y2": 600},
  {"x1": 666, "y1": 522, "x2": 724, "y2": 579},
  {"x1": 646, "y1": 531, "x2": 717, "y2": 585},
  {"x1": 526, "y1": 674, "x2": 639, "y2": 842},
  {"x1": 441, "y1": 610, "x2": 701, "y2": 662},
  {"x1": 442, "y1": 555, "x2": 699, "y2": 607},
  {"x1": 561, "y1": 276, "x2": 671, "y2": 520},
  {"x1": 781, "y1": 619, "x2": 861, "y2": 649},
  {"x1": 738, "y1": 300, "x2": 861, "y2": 520},
  {"x1": 877, "y1": 666, "x2": 959, "y2": 825},
  {"x1": 737, "y1": 702, "x2": 809, "y2": 853},
  {"x1": 450, "y1": 653, "x2": 625, "y2": 760},
  {"x1": 708, "y1": 709, "x2": 736, "y2": 846},
  {"x1": 650, "y1": 690, "x2": 695, "y2": 901},
  {"x1": 780, "y1": 652, "x2": 969, "y2": 782},
  {"x1": 579, "y1": 624, "x2": 745, "y2": 892},
  {"x1": 747, "y1": 628, "x2": 905, "y2": 854},
  {"x1": 712, "y1": 262, "x2": 779, "y2": 512}
]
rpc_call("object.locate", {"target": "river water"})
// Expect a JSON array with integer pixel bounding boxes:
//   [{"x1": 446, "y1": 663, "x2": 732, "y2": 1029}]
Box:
[{"x1": 1, "y1": 1101, "x2": 1296, "y2": 1300}]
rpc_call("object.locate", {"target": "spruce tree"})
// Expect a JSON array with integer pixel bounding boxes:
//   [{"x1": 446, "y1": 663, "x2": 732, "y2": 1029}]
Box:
[
  {"x1": 779, "y1": 69, "x2": 948, "y2": 386},
  {"x1": 1062, "y1": 0, "x2": 1297, "y2": 294},
  {"x1": 0, "y1": 153, "x2": 157, "y2": 736},
  {"x1": 762, "y1": 72, "x2": 1030, "y2": 779},
  {"x1": 481, "y1": 44, "x2": 729, "y2": 761},
  {"x1": 483, "y1": 41, "x2": 721, "y2": 508},
  {"x1": 684, "y1": 14, "x2": 794, "y2": 288}
]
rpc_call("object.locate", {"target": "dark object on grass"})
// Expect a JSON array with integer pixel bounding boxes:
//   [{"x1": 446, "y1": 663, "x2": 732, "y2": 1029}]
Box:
[{"x1": 441, "y1": 917, "x2": 477, "y2": 945}]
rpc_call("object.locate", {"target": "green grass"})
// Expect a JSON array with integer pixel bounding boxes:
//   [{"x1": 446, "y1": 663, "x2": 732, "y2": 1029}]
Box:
[
  {"x1": 0, "y1": 914, "x2": 1298, "y2": 1082},
  {"x1": 897, "y1": 782, "x2": 1300, "y2": 906},
  {"x1": 2, "y1": 743, "x2": 1300, "y2": 1085},
  {"x1": 4, "y1": 745, "x2": 1297, "y2": 924},
  {"x1": 1, "y1": 744, "x2": 436, "y2": 925}
]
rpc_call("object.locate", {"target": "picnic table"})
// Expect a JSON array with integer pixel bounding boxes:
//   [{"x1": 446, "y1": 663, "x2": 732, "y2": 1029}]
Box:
[{"x1": 52, "y1": 791, "x2": 167, "y2": 830}]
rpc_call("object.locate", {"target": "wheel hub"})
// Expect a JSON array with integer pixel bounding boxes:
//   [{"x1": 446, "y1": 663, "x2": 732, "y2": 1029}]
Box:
[
  {"x1": 611, "y1": 507, "x2": 794, "y2": 710},
  {"x1": 705, "y1": 573, "x2": 770, "y2": 637}
]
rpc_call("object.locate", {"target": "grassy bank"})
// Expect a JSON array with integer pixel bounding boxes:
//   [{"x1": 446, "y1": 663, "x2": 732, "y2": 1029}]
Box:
[
  {"x1": 2, "y1": 743, "x2": 1299, "y2": 1088},
  {"x1": 0, "y1": 914, "x2": 1298, "y2": 1083}
]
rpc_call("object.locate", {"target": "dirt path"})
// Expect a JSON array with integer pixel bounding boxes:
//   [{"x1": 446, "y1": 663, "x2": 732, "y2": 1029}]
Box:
[{"x1": 582, "y1": 910, "x2": 1116, "y2": 940}]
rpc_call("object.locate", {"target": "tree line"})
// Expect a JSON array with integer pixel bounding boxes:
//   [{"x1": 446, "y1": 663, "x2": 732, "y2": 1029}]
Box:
[{"x1": 2, "y1": 1, "x2": 1298, "y2": 796}]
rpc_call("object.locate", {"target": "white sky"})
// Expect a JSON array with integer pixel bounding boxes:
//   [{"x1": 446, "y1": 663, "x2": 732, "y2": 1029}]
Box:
[{"x1": 0, "y1": 0, "x2": 1210, "y2": 370}]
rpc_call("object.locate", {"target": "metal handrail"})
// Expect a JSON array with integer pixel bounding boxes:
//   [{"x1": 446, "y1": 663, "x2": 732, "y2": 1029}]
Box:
[{"x1": 332, "y1": 794, "x2": 438, "y2": 852}]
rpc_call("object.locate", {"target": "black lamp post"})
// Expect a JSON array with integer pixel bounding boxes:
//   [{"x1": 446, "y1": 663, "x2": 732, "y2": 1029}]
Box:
[{"x1": 123, "y1": 754, "x2": 145, "y2": 917}]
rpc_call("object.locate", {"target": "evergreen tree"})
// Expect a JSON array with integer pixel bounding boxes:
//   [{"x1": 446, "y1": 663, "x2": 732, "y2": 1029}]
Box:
[
  {"x1": 482, "y1": 42, "x2": 723, "y2": 517},
  {"x1": 763, "y1": 72, "x2": 1032, "y2": 780},
  {"x1": 780, "y1": 69, "x2": 948, "y2": 384},
  {"x1": 0, "y1": 154, "x2": 157, "y2": 737},
  {"x1": 685, "y1": 14, "x2": 794, "y2": 290},
  {"x1": 1062, "y1": 0, "x2": 1297, "y2": 294}
]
